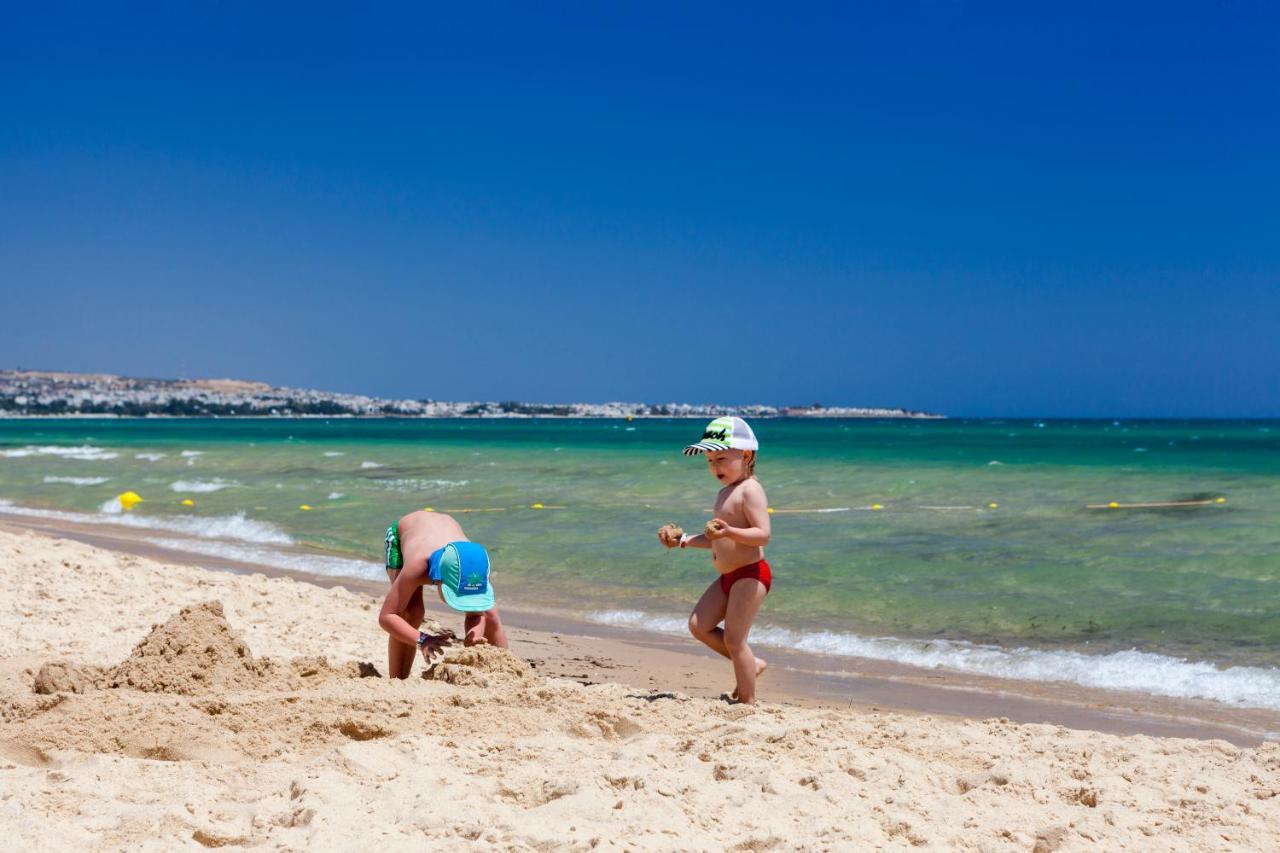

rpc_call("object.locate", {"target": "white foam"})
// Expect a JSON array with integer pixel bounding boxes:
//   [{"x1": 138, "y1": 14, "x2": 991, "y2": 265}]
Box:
[
  {"x1": 169, "y1": 479, "x2": 238, "y2": 493},
  {"x1": 323, "y1": 452, "x2": 346, "y2": 457},
  {"x1": 327, "y1": 492, "x2": 344, "y2": 500},
  {"x1": 372, "y1": 478, "x2": 468, "y2": 492},
  {"x1": 0, "y1": 499, "x2": 292, "y2": 545},
  {"x1": 42, "y1": 476, "x2": 110, "y2": 486},
  {"x1": 179, "y1": 450, "x2": 204, "y2": 457},
  {"x1": 588, "y1": 610, "x2": 1280, "y2": 711},
  {"x1": 134, "y1": 453, "x2": 165, "y2": 462},
  {"x1": 0, "y1": 445, "x2": 119, "y2": 461},
  {"x1": 360, "y1": 461, "x2": 385, "y2": 469},
  {"x1": 144, "y1": 537, "x2": 382, "y2": 581}
]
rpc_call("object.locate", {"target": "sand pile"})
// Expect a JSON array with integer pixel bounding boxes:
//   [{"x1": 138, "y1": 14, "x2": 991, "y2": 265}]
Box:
[
  {"x1": 102, "y1": 600, "x2": 288, "y2": 695},
  {"x1": 423, "y1": 643, "x2": 530, "y2": 687}
]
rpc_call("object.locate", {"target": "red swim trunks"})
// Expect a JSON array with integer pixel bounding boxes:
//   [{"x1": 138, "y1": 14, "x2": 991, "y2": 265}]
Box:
[{"x1": 719, "y1": 559, "x2": 772, "y2": 595}]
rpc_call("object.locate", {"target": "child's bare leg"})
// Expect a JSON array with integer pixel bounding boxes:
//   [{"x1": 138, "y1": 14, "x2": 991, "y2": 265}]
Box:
[
  {"x1": 388, "y1": 633, "x2": 415, "y2": 678},
  {"x1": 463, "y1": 612, "x2": 486, "y2": 645},
  {"x1": 388, "y1": 586, "x2": 425, "y2": 679},
  {"x1": 688, "y1": 579, "x2": 730, "y2": 656},
  {"x1": 723, "y1": 579, "x2": 768, "y2": 704},
  {"x1": 483, "y1": 608, "x2": 508, "y2": 648}
]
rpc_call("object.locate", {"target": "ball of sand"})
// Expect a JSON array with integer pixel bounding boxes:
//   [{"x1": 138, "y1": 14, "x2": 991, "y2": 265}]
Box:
[
  {"x1": 659, "y1": 523, "x2": 684, "y2": 546},
  {"x1": 33, "y1": 661, "x2": 87, "y2": 695}
]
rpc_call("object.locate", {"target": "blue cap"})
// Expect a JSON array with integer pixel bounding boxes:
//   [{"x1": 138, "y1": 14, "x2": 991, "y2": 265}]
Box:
[{"x1": 427, "y1": 541, "x2": 496, "y2": 613}]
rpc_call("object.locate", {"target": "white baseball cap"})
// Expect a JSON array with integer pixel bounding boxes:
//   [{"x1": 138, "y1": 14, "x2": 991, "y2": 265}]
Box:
[{"x1": 682, "y1": 416, "x2": 759, "y2": 456}]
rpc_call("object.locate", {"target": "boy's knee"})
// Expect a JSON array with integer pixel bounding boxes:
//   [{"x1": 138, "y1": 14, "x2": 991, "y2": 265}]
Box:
[{"x1": 689, "y1": 615, "x2": 717, "y2": 641}]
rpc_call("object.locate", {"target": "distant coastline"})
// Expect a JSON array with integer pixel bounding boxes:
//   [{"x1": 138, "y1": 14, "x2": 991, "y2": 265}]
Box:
[{"x1": 0, "y1": 369, "x2": 943, "y2": 419}]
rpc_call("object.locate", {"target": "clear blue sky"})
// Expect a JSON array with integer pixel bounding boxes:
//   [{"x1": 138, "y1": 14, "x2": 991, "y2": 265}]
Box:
[{"x1": 2, "y1": 3, "x2": 1276, "y2": 416}]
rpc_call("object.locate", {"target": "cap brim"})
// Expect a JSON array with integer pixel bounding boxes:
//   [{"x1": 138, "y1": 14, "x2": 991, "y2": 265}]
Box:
[
  {"x1": 440, "y1": 582, "x2": 496, "y2": 613},
  {"x1": 683, "y1": 441, "x2": 730, "y2": 456}
]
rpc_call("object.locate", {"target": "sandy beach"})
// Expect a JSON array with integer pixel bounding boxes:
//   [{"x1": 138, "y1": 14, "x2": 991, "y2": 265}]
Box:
[{"x1": 2, "y1": 527, "x2": 1279, "y2": 851}]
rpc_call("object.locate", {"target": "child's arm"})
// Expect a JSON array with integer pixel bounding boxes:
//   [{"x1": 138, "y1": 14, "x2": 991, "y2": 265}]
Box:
[
  {"x1": 379, "y1": 564, "x2": 452, "y2": 655},
  {"x1": 708, "y1": 481, "x2": 771, "y2": 546},
  {"x1": 680, "y1": 532, "x2": 713, "y2": 549},
  {"x1": 379, "y1": 569, "x2": 427, "y2": 646}
]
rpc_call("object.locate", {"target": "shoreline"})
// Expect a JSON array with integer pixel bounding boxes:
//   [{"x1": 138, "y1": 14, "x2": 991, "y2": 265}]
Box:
[
  {"x1": 4, "y1": 514, "x2": 1276, "y2": 746},
  {"x1": 4, "y1": 523, "x2": 1280, "y2": 849}
]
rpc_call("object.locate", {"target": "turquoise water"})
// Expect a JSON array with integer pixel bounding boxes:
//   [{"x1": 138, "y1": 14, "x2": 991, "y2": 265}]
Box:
[{"x1": 3, "y1": 418, "x2": 1279, "y2": 706}]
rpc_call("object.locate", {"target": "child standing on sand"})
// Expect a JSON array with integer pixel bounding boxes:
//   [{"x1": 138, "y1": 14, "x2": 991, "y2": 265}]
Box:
[{"x1": 658, "y1": 416, "x2": 772, "y2": 704}]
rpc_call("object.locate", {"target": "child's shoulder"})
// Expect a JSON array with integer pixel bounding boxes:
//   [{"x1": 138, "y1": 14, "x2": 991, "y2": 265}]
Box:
[{"x1": 736, "y1": 477, "x2": 767, "y2": 498}]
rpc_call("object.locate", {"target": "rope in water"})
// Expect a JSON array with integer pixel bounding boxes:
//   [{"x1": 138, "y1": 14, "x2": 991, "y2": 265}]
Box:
[{"x1": 104, "y1": 493, "x2": 1230, "y2": 514}]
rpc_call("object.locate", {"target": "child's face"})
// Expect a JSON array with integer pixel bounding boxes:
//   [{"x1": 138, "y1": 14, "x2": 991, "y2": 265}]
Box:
[{"x1": 705, "y1": 449, "x2": 748, "y2": 483}]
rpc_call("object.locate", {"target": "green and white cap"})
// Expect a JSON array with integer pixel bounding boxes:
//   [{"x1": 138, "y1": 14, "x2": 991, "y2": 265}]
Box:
[{"x1": 683, "y1": 416, "x2": 759, "y2": 456}]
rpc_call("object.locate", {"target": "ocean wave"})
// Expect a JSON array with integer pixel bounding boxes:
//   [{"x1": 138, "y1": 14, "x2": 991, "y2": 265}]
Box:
[
  {"x1": 0, "y1": 499, "x2": 292, "y2": 545},
  {"x1": 360, "y1": 461, "x2": 385, "y2": 469},
  {"x1": 135, "y1": 453, "x2": 166, "y2": 461},
  {"x1": 169, "y1": 479, "x2": 238, "y2": 493},
  {"x1": 42, "y1": 476, "x2": 110, "y2": 486},
  {"x1": 144, "y1": 537, "x2": 382, "y2": 581},
  {"x1": 588, "y1": 610, "x2": 1280, "y2": 711},
  {"x1": 1, "y1": 445, "x2": 119, "y2": 461},
  {"x1": 323, "y1": 452, "x2": 346, "y2": 457},
  {"x1": 372, "y1": 478, "x2": 469, "y2": 492}
]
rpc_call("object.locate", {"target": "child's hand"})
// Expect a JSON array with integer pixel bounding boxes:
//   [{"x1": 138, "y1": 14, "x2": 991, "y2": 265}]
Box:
[
  {"x1": 705, "y1": 518, "x2": 731, "y2": 540},
  {"x1": 658, "y1": 523, "x2": 684, "y2": 549},
  {"x1": 418, "y1": 630, "x2": 455, "y2": 667}
]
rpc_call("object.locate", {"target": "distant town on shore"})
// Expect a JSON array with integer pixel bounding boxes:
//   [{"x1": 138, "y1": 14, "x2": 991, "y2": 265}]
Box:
[{"x1": 0, "y1": 369, "x2": 943, "y2": 419}]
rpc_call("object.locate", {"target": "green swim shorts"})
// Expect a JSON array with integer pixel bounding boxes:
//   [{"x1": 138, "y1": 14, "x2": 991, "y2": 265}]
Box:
[{"x1": 384, "y1": 522, "x2": 403, "y2": 571}]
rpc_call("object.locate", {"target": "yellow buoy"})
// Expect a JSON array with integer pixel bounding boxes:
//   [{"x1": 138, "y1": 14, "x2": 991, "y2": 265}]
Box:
[
  {"x1": 1108, "y1": 501, "x2": 1119, "y2": 508},
  {"x1": 870, "y1": 504, "x2": 883, "y2": 511},
  {"x1": 626, "y1": 415, "x2": 633, "y2": 422},
  {"x1": 767, "y1": 507, "x2": 775, "y2": 514},
  {"x1": 531, "y1": 503, "x2": 545, "y2": 509},
  {"x1": 180, "y1": 499, "x2": 195, "y2": 507},
  {"x1": 423, "y1": 506, "x2": 434, "y2": 512},
  {"x1": 1215, "y1": 497, "x2": 1226, "y2": 503},
  {"x1": 299, "y1": 504, "x2": 312, "y2": 511},
  {"x1": 117, "y1": 491, "x2": 143, "y2": 511},
  {"x1": 988, "y1": 502, "x2": 999, "y2": 509}
]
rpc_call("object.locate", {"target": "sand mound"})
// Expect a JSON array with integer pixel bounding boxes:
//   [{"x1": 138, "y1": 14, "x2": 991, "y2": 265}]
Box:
[
  {"x1": 423, "y1": 644, "x2": 529, "y2": 687},
  {"x1": 103, "y1": 600, "x2": 285, "y2": 695}
]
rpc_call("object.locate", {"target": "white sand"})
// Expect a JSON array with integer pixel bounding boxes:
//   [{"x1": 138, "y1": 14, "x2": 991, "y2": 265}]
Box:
[{"x1": 2, "y1": 529, "x2": 1278, "y2": 851}]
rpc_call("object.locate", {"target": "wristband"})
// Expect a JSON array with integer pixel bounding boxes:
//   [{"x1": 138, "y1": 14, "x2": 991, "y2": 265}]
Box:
[
  {"x1": 416, "y1": 631, "x2": 432, "y2": 648},
  {"x1": 678, "y1": 533, "x2": 690, "y2": 549}
]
